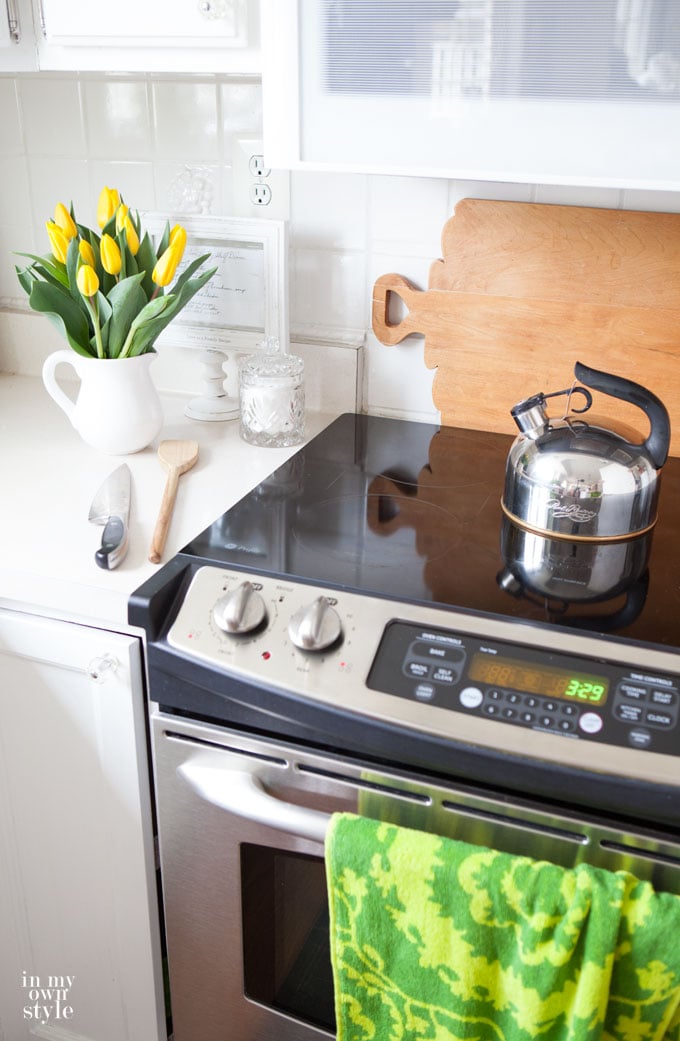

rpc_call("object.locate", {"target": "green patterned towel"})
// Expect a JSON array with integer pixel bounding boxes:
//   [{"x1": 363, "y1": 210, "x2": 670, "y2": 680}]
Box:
[{"x1": 325, "y1": 813, "x2": 680, "y2": 1041}]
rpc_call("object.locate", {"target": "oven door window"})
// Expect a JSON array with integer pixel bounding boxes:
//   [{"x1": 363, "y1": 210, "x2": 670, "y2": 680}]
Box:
[{"x1": 241, "y1": 843, "x2": 335, "y2": 1033}]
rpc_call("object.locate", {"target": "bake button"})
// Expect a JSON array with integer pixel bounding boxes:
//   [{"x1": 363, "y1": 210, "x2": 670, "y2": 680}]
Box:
[
  {"x1": 615, "y1": 703, "x2": 644, "y2": 724},
  {"x1": 618, "y1": 683, "x2": 648, "y2": 701},
  {"x1": 628, "y1": 728, "x2": 652, "y2": 749},
  {"x1": 579, "y1": 712, "x2": 603, "y2": 734},
  {"x1": 645, "y1": 710, "x2": 675, "y2": 729},
  {"x1": 406, "y1": 661, "x2": 430, "y2": 679},
  {"x1": 651, "y1": 689, "x2": 677, "y2": 707},
  {"x1": 460, "y1": 686, "x2": 484, "y2": 709},
  {"x1": 432, "y1": 666, "x2": 455, "y2": 684},
  {"x1": 414, "y1": 684, "x2": 435, "y2": 701}
]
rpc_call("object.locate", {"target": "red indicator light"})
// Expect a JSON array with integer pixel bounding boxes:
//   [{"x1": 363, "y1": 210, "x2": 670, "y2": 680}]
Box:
[{"x1": 262, "y1": 651, "x2": 271, "y2": 660}]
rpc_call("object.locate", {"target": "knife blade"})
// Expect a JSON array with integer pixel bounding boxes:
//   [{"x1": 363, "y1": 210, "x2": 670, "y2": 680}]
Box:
[{"x1": 88, "y1": 464, "x2": 131, "y2": 570}]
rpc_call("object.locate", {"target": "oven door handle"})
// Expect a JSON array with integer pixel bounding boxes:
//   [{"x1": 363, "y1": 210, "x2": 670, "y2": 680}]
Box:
[{"x1": 179, "y1": 758, "x2": 331, "y2": 843}]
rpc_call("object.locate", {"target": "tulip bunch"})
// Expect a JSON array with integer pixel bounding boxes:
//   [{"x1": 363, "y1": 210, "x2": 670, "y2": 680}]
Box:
[{"x1": 16, "y1": 187, "x2": 216, "y2": 360}]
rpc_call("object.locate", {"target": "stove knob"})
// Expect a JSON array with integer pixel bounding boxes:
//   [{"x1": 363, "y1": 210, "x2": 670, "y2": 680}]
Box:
[
  {"x1": 288, "y1": 597, "x2": 342, "y2": 652},
  {"x1": 213, "y1": 581, "x2": 267, "y2": 634}
]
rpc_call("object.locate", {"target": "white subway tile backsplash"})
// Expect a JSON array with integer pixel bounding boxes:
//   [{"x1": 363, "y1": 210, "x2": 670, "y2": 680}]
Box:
[
  {"x1": 151, "y1": 80, "x2": 219, "y2": 161},
  {"x1": 0, "y1": 79, "x2": 22, "y2": 156},
  {"x1": 0, "y1": 223, "x2": 36, "y2": 304},
  {"x1": 3, "y1": 69, "x2": 680, "y2": 422},
  {"x1": 219, "y1": 81, "x2": 262, "y2": 161},
  {"x1": 88, "y1": 160, "x2": 156, "y2": 214},
  {"x1": 291, "y1": 172, "x2": 368, "y2": 252},
  {"x1": 27, "y1": 155, "x2": 90, "y2": 228},
  {"x1": 154, "y1": 161, "x2": 223, "y2": 216},
  {"x1": 368, "y1": 175, "x2": 449, "y2": 258},
  {"x1": 533, "y1": 183, "x2": 623, "y2": 208},
  {"x1": 621, "y1": 190, "x2": 680, "y2": 213},
  {"x1": 18, "y1": 76, "x2": 85, "y2": 157},
  {"x1": 0, "y1": 157, "x2": 32, "y2": 225},
  {"x1": 83, "y1": 79, "x2": 153, "y2": 159},
  {"x1": 291, "y1": 248, "x2": 367, "y2": 334},
  {"x1": 448, "y1": 180, "x2": 534, "y2": 210}
]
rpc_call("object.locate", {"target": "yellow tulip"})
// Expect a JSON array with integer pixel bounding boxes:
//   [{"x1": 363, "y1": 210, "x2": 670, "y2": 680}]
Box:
[
  {"x1": 115, "y1": 203, "x2": 129, "y2": 233},
  {"x1": 78, "y1": 239, "x2": 97, "y2": 268},
  {"x1": 100, "y1": 233, "x2": 122, "y2": 276},
  {"x1": 123, "y1": 215, "x2": 140, "y2": 256},
  {"x1": 76, "y1": 264, "x2": 99, "y2": 298},
  {"x1": 53, "y1": 202, "x2": 77, "y2": 240},
  {"x1": 97, "y1": 186, "x2": 120, "y2": 229},
  {"x1": 169, "y1": 223, "x2": 187, "y2": 259},
  {"x1": 152, "y1": 243, "x2": 182, "y2": 287},
  {"x1": 45, "y1": 220, "x2": 69, "y2": 264}
]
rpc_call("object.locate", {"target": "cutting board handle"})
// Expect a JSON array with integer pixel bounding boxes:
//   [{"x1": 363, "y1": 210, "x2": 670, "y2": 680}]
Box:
[{"x1": 372, "y1": 273, "x2": 426, "y2": 345}]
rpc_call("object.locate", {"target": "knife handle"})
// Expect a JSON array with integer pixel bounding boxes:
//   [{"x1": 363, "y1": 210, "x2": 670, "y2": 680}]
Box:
[{"x1": 95, "y1": 516, "x2": 129, "y2": 570}]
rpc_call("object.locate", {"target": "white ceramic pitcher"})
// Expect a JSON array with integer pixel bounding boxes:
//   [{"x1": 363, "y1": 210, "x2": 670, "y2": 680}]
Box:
[{"x1": 42, "y1": 350, "x2": 164, "y2": 455}]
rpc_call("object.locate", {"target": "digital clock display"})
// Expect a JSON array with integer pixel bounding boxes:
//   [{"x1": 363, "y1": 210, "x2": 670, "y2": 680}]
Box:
[{"x1": 468, "y1": 654, "x2": 609, "y2": 705}]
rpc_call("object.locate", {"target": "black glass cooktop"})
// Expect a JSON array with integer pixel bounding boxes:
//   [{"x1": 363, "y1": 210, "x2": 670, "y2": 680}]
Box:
[{"x1": 183, "y1": 413, "x2": 680, "y2": 651}]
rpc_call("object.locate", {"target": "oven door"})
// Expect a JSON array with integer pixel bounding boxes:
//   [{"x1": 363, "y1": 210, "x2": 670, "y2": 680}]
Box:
[{"x1": 152, "y1": 712, "x2": 680, "y2": 1041}]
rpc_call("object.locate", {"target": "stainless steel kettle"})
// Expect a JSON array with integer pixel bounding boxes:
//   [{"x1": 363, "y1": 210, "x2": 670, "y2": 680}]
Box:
[{"x1": 501, "y1": 361, "x2": 671, "y2": 541}]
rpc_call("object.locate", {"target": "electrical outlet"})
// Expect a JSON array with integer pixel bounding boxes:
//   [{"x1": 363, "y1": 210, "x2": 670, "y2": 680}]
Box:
[
  {"x1": 233, "y1": 138, "x2": 290, "y2": 220},
  {"x1": 250, "y1": 183, "x2": 272, "y2": 206}
]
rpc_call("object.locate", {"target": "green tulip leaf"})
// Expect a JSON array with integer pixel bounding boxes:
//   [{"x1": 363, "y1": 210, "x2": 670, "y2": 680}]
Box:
[
  {"x1": 135, "y1": 232, "x2": 157, "y2": 299},
  {"x1": 123, "y1": 264, "x2": 218, "y2": 357},
  {"x1": 106, "y1": 273, "x2": 147, "y2": 358},
  {"x1": 14, "y1": 251, "x2": 69, "y2": 288},
  {"x1": 15, "y1": 264, "x2": 37, "y2": 297},
  {"x1": 156, "y1": 221, "x2": 171, "y2": 259},
  {"x1": 65, "y1": 237, "x2": 85, "y2": 305},
  {"x1": 29, "y1": 281, "x2": 94, "y2": 357},
  {"x1": 119, "y1": 295, "x2": 174, "y2": 358}
]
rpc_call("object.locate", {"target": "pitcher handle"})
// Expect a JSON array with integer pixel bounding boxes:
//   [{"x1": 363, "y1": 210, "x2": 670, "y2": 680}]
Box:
[{"x1": 42, "y1": 350, "x2": 79, "y2": 425}]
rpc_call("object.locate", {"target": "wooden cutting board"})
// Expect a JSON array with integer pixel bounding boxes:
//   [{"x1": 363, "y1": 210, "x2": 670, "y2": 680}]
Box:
[{"x1": 372, "y1": 199, "x2": 680, "y2": 456}]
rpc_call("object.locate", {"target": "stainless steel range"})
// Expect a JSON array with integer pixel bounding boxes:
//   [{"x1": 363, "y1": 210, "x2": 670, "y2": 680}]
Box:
[{"x1": 130, "y1": 413, "x2": 680, "y2": 1041}]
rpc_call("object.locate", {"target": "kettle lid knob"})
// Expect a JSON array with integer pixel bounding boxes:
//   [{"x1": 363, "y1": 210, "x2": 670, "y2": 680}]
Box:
[{"x1": 510, "y1": 394, "x2": 549, "y2": 437}]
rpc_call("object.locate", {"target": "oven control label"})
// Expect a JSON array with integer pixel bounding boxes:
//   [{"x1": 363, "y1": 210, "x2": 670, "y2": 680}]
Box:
[{"x1": 367, "y1": 620, "x2": 680, "y2": 755}]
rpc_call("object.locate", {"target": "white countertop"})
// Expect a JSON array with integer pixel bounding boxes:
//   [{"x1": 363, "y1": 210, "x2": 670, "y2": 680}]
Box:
[{"x1": 0, "y1": 372, "x2": 337, "y2": 631}]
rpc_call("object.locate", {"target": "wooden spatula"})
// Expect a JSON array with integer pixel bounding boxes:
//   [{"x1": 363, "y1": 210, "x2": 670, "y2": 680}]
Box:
[{"x1": 149, "y1": 439, "x2": 199, "y2": 564}]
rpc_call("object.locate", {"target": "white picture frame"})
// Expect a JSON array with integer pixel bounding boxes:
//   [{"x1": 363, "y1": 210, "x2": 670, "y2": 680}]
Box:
[{"x1": 140, "y1": 213, "x2": 289, "y2": 353}]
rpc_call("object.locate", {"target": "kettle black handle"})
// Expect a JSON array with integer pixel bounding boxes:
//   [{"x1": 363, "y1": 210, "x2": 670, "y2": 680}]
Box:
[{"x1": 574, "y1": 360, "x2": 671, "y2": 469}]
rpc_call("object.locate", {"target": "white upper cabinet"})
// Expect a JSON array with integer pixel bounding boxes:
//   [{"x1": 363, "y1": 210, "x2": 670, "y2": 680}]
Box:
[
  {"x1": 261, "y1": 0, "x2": 680, "y2": 191},
  {"x1": 0, "y1": 0, "x2": 39, "y2": 69},
  {"x1": 0, "y1": 0, "x2": 260, "y2": 72}
]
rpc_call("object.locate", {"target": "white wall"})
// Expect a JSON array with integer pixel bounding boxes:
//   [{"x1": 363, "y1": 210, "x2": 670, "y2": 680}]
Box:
[{"x1": 1, "y1": 71, "x2": 679, "y2": 422}]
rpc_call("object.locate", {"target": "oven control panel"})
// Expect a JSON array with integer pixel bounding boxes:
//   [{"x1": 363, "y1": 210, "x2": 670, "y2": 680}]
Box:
[
  {"x1": 166, "y1": 567, "x2": 680, "y2": 777},
  {"x1": 367, "y1": 621, "x2": 679, "y2": 754}
]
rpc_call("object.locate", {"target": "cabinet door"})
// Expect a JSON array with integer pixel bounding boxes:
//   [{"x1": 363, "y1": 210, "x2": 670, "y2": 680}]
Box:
[
  {"x1": 0, "y1": 0, "x2": 38, "y2": 70},
  {"x1": 34, "y1": 0, "x2": 260, "y2": 72},
  {"x1": 261, "y1": 0, "x2": 680, "y2": 190},
  {"x1": 0, "y1": 608, "x2": 165, "y2": 1041}
]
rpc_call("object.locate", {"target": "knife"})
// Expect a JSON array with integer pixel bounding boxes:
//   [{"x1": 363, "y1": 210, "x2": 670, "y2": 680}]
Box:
[{"x1": 88, "y1": 464, "x2": 131, "y2": 570}]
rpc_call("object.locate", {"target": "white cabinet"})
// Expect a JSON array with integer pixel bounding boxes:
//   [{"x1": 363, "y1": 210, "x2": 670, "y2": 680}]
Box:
[
  {"x1": 261, "y1": 0, "x2": 680, "y2": 191},
  {"x1": 0, "y1": 0, "x2": 260, "y2": 72},
  {"x1": 0, "y1": 607, "x2": 166, "y2": 1041},
  {"x1": 0, "y1": 0, "x2": 39, "y2": 70}
]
